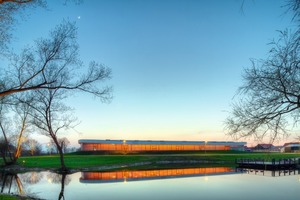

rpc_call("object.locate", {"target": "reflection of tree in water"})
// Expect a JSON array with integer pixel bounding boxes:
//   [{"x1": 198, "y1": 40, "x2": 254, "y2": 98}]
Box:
[
  {"x1": 19, "y1": 172, "x2": 44, "y2": 184},
  {"x1": 47, "y1": 172, "x2": 72, "y2": 200},
  {"x1": 47, "y1": 172, "x2": 71, "y2": 185},
  {"x1": 0, "y1": 172, "x2": 41, "y2": 199},
  {"x1": 0, "y1": 171, "x2": 72, "y2": 199},
  {"x1": 0, "y1": 173, "x2": 23, "y2": 194}
]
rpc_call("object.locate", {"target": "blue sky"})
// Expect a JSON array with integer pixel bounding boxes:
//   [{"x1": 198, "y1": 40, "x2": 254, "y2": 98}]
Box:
[{"x1": 8, "y1": 0, "x2": 295, "y2": 147}]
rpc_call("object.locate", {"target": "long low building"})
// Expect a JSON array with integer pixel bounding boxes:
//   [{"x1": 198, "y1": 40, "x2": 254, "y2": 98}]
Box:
[{"x1": 78, "y1": 139, "x2": 246, "y2": 152}]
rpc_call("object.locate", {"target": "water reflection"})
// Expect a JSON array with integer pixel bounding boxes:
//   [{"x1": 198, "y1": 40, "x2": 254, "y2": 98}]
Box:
[
  {"x1": 1, "y1": 167, "x2": 300, "y2": 200},
  {"x1": 0, "y1": 171, "x2": 71, "y2": 200},
  {"x1": 80, "y1": 167, "x2": 235, "y2": 183},
  {"x1": 236, "y1": 168, "x2": 300, "y2": 177},
  {"x1": 47, "y1": 172, "x2": 72, "y2": 200},
  {"x1": 0, "y1": 172, "x2": 42, "y2": 198},
  {"x1": 21, "y1": 172, "x2": 44, "y2": 184}
]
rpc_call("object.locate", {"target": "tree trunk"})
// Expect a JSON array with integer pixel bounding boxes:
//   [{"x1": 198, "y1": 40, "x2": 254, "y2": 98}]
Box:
[
  {"x1": 13, "y1": 121, "x2": 26, "y2": 163},
  {"x1": 52, "y1": 137, "x2": 67, "y2": 172},
  {"x1": 0, "y1": 123, "x2": 13, "y2": 165},
  {"x1": 58, "y1": 147, "x2": 67, "y2": 171}
]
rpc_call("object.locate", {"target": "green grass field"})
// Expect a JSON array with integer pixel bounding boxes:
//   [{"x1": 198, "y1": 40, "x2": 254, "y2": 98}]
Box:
[
  {"x1": 2, "y1": 151, "x2": 298, "y2": 171},
  {"x1": 0, "y1": 194, "x2": 18, "y2": 200}
]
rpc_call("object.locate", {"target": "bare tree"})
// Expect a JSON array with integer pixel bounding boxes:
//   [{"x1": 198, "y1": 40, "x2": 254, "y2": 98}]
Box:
[
  {"x1": 1, "y1": 21, "x2": 111, "y2": 99},
  {"x1": 0, "y1": 2, "x2": 101, "y2": 99},
  {"x1": 31, "y1": 87, "x2": 78, "y2": 171},
  {"x1": 47, "y1": 137, "x2": 70, "y2": 154},
  {"x1": 0, "y1": 0, "x2": 45, "y2": 52},
  {"x1": 286, "y1": 0, "x2": 300, "y2": 25},
  {"x1": 0, "y1": 95, "x2": 32, "y2": 165},
  {"x1": 225, "y1": 1, "x2": 300, "y2": 143},
  {"x1": 48, "y1": 139, "x2": 58, "y2": 154},
  {"x1": 225, "y1": 29, "x2": 300, "y2": 142},
  {"x1": 0, "y1": 0, "x2": 80, "y2": 54},
  {"x1": 19, "y1": 21, "x2": 111, "y2": 171},
  {"x1": 0, "y1": 98, "x2": 14, "y2": 164},
  {"x1": 59, "y1": 137, "x2": 70, "y2": 153},
  {"x1": 22, "y1": 138, "x2": 42, "y2": 155}
]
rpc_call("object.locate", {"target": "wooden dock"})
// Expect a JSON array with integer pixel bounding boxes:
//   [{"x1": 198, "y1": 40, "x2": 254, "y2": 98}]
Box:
[
  {"x1": 235, "y1": 168, "x2": 299, "y2": 177},
  {"x1": 236, "y1": 158, "x2": 299, "y2": 170}
]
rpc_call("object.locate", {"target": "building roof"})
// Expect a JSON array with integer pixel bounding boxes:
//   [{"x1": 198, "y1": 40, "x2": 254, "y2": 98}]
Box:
[
  {"x1": 254, "y1": 144, "x2": 274, "y2": 149},
  {"x1": 283, "y1": 142, "x2": 300, "y2": 147},
  {"x1": 78, "y1": 139, "x2": 246, "y2": 146}
]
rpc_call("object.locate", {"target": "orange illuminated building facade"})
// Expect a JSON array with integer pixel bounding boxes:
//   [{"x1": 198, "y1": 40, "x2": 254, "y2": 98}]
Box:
[
  {"x1": 80, "y1": 167, "x2": 235, "y2": 183},
  {"x1": 78, "y1": 139, "x2": 246, "y2": 152}
]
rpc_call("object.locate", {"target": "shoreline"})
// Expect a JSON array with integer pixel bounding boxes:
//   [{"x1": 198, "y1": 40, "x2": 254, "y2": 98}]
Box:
[
  {"x1": 1, "y1": 152, "x2": 300, "y2": 174},
  {"x1": 0, "y1": 159, "x2": 232, "y2": 174}
]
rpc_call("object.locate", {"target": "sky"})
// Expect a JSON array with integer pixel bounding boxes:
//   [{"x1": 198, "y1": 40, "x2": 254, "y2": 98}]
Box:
[{"x1": 7, "y1": 0, "x2": 297, "y2": 147}]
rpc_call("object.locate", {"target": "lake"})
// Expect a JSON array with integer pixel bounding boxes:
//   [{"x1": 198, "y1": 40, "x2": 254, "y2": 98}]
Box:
[{"x1": 1, "y1": 167, "x2": 299, "y2": 200}]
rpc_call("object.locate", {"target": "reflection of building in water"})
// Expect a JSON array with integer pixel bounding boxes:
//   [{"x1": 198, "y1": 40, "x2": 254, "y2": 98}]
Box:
[
  {"x1": 78, "y1": 139, "x2": 246, "y2": 152},
  {"x1": 80, "y1": 167, "x2": 234, "y2": 183}
]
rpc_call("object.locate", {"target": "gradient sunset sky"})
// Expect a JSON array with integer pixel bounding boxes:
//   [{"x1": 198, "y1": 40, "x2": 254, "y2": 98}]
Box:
[{"x1": 8, "y1": 0, "x2": 296, "y2": 147}]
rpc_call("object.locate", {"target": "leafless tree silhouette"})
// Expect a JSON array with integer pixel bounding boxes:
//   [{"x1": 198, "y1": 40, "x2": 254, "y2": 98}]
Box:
[{"x1": 225, "y1": 0, "x2": 300, "y2": 143}]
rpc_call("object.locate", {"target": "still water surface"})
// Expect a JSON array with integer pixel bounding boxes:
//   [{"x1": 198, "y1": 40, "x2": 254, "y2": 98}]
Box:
[{"x1": 1, "y1": 167, "x2": 300, "y2": 200}]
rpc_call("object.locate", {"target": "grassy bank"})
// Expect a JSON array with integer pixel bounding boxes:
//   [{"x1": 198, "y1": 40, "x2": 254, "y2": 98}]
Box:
[
  {"x1": 0, "y1": 194, "x2": 19, "y2": 200},
  {"x1": 0, "y1": 151, "x2": 297, "y2": 171}
]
